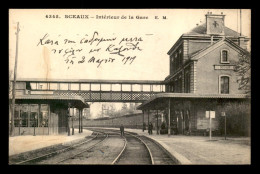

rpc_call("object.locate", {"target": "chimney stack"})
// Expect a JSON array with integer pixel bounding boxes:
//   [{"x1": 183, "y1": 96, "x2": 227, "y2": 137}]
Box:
[
  {"x1": 238, "y1": 36, "x2": 247, "y2": 50},
  {"x1": 206, "y1": 12, "x2": 225, "y2": 35}
]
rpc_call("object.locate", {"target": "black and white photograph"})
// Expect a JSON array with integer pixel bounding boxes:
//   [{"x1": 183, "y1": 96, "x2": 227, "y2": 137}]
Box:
[{"x1": 8, "y1": 9, "x2": 251, "y2": 165}]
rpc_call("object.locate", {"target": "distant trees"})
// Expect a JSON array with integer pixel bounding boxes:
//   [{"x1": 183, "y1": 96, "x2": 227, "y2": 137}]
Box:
[{"x1": 97, "y1": 103, "x2": 139, "y2": 118}]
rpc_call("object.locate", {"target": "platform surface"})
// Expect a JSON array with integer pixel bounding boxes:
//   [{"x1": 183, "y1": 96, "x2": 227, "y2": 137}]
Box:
[
  {"x1": 9, "y1": 129, "x2": 93, "y2": 156},
  {"x1": 86, "y1": 127, "x2": 250, "y2": 165}
]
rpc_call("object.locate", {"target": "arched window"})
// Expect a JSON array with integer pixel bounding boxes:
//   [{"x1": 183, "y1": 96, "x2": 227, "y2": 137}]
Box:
[
  {"x1": 221, "y1": 50, "x2": 229, "y2": 63},
  {"x1": 220, "y1": 76, "x2": 229, "y2": 94}
]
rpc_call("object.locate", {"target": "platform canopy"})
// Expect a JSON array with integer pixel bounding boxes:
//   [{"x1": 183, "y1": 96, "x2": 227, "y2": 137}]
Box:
[
  {"x1": 136, "y1": 93, "x2": 250, "y2": 110},
  {"x1": 10, "y1": 94, "x2": 89, "y2": 109}
]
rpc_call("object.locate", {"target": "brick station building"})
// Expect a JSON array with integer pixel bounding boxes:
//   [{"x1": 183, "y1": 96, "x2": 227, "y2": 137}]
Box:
[{"x1": 137, "y1": 12, "x2": 251, "y2": 136}]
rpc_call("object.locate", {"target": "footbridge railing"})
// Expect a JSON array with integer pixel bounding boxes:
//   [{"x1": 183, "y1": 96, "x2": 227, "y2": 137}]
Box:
[{"x1": 13, "y1": 79, "x2": 166, "y2": 103}]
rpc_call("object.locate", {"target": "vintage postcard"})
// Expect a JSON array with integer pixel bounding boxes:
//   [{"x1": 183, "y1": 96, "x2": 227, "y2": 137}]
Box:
[{"x1": 9, "y1": 9, "x2": 251, "y2": 165}]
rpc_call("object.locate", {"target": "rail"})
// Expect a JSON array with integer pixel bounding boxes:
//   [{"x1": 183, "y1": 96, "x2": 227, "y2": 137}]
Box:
[
  {"x1": 55, "y1": 132, "x2": 109, "y2": 164},
  {"x1": 88, "y1": 128, "x2": 154, "y2": 165},
  {"x1": 11, "y1": 133, "x2": 99, "y2": 165}
]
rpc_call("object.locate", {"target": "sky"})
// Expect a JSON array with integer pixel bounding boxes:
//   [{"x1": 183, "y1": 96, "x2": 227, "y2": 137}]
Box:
[{"x1": 9, "y1": 9, "x2": 251, "y2": 118}]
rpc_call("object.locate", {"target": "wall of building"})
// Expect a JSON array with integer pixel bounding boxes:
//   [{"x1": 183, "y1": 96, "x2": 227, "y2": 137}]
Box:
[
  {"x1": 82, "y1": 112, "x2": 162, "y2": 130},
  {"x1": 188, "y1": 40, "x2": 211, "y2": 55},
  {"x1": 196, "y1": 43, "x2": 246, "y2": 94},
  {"x1": 192, "y1": 99, "x2": 250, "y2": 136},
  {"x1": 161, "y1": 99, "x2": 250, "y2": 136}
]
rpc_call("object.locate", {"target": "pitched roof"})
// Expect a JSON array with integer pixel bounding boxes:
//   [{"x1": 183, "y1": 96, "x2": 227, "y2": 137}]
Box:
[
  {"x1": 190, "y1": 37, "x2": 249, "y2": 60},
  {"x1": 167, "y1": 22, "x2": 249, "y2": 55},
  {"x1": 184, "y1": 23, "x2": 246, "y2": 38}
]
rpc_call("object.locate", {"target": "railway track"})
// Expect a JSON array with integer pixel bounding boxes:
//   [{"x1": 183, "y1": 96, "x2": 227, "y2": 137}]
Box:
[
  {"x1": 86, "y1": 128, "x2": 176, "y2": 165},
  {"x1": 10, "y1": 128, "x2": 176, "y2": 165},
  {"x1": 57, "y1": 130, "x2": 126, "y2": 164},
  {"x1": 9, "y1": 132, "x2": 103, "y2": 165},
  {"x1": 53, "y1": 132, "x2": 109, "y2": 164}
]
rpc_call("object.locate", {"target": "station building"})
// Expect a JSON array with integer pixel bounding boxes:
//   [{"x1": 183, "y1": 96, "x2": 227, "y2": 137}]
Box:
[
  {"x1": 9, "y1": 81, "x2": 88, "y2": 136},
  {"x1": 137, "y1": 12, "x2": 251, "y2": 136}
]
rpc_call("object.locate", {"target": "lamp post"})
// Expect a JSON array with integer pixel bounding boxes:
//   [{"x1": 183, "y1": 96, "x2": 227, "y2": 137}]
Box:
[
  {"x1": 79, "y1": 109, "x2": 81, "y2": 133},
  {"x1": 72, "y1": 108, "x2": 74, "y2": 135},
  {"x1": 19, "y1": 110, "x2": 21, "y2": 136},
  {"x1": 33, "y1": 114, "x2": 36, "y2": 136},
  {"x1": 19, "y1": 118, "x2": 21, "y2": 136},
  {"x1": 156, "y1": 110, "x2": 159, "y2": 135},
  {"x1": 221, "y1": 112, "x2": 227, "y2": 140},
  {"x1": 10, "y1": 22, "x2": 20, "y2": 137},
  {"x1": 67, "y1": 103, "x2": 71, "y2": 136}
]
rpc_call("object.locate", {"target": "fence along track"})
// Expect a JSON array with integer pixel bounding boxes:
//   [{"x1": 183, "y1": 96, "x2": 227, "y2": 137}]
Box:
[{"x1": 12, "y1": 133, "x2": 99, "y2": 165}]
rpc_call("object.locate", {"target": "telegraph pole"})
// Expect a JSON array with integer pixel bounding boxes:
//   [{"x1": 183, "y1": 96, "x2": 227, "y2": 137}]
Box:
[
  {"x1": 240, "y1": 9, "x2": 242, "y2": 36},
  {"x1": 72, "y1": 108, "x2": 74, "y2": 135},
  {"x1": 10, "y1": 22, "x2": 20, "y2": 137}
]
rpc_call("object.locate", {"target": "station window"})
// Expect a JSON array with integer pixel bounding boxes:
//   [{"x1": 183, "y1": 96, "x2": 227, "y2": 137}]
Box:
[
  {"x1": 39, "y1": 104, "x2": 49, "y2": 127},
  {"x1": 30, "y1": 104, "x2": 39, "y2": 127},
  {"x1": 21, "y1": 111, "x2": 28, "y2": 127},
  {"x1": 178, "y1": 49, "x2": 182, "y2": 66},
  {"x1": 221, "y1": 50, "x2": 229, "y2": 63},
  {"x1": 184, "y1": 70, "x2": 190, "y2": 93},
  {"x1": 30, "y1": 112, "x2": 38, "y2": 127},
  {"x1": 220, "y1": 76, "x2": 229, "y2": 94},
  {"x1": 175, "y1": 53, "x2": 179, "y2": 70},
  {"x1": 14, "y1": 105, "x2": 20, "y2": 127},
  {"x1": 170, "y1": 56, "x2": 174, "y2": 74},
  {"x1": 20, "y1": 105, "x2": 29, "y2": 127}
]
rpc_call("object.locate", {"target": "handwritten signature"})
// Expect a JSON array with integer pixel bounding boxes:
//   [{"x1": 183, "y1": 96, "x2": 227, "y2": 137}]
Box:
[{"x1": 37, "y1": 31, "x2": 150, "y2": 69}]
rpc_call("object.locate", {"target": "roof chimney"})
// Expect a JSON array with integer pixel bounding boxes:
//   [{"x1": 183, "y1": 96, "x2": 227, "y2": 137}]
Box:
[
  {"x1": 206, "y1": 12, "x2": 225, "y2": 35},
  {"x1": 238, "y1": 36, "x2": 247, "y2": 50}
]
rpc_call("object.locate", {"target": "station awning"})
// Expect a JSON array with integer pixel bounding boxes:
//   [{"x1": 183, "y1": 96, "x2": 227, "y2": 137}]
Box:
[
  {"x1": 137, "y1": 93, "x2": 250, "y2": 110},
  {"x1": 9, "y1": 94, "x2": 89, "y2": 108}
]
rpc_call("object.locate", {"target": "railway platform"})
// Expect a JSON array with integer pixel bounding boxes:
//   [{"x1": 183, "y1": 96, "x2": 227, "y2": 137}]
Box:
[
  {"x1": 86, "y1": 127, "x2": 250, "y2": 165},
  {"x1": 9, "y1": 129, "x2": 93, "y2": 156}
]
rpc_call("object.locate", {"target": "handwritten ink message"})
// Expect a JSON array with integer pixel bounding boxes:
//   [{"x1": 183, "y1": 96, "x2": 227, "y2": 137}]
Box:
[{"x1": 37, "y1": 32, "x2": 151, "y2": 69}]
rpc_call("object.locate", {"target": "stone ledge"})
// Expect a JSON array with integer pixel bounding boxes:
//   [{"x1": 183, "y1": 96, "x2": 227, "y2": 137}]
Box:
[{"x1": 141, "y1": 135, "x2": 192, "y2": 165}]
